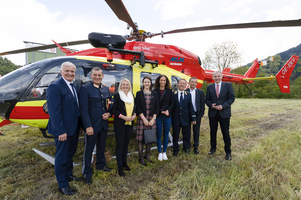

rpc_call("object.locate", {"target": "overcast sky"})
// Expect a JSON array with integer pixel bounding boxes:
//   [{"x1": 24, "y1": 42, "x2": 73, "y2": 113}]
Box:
[{"x1": 1, "y1": 0, "x2": 301, "y2": 67}]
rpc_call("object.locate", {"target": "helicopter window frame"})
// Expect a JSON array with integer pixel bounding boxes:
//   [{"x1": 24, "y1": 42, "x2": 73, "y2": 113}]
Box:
[
  {"x1": 78, "y1": 60, "x2": 133, "y2": 96},
  {"x1": 25, "y1": 59, "x2": 75, "y2": 100},
  {"x1": 140, "y1": 72, "x2": 161, "y2": 89}
]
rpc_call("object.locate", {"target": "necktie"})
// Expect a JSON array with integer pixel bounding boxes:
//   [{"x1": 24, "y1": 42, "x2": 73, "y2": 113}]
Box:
[
  {"x1": 216, "y1": 84, "x2": 219, "y2": 98},
  {"x1": 180, "y1": 92, "x2": 183, "y2": 106},
  {"x1": 70, "y1": 83, "x2": 79, "y2": 107}
]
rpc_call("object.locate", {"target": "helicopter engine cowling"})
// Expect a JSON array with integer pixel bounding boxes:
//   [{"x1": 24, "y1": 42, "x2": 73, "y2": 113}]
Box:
[{"x1": 88, "y1": 32, "x2": 126, "y2": 49}]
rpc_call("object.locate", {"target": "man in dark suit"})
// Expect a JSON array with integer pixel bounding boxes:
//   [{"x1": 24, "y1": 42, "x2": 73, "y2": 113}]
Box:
[
  {"x1": 46, "y1": 61, "x2": 82, "y2": 195},
  {"x1": 80, "y1": 67, "x2": 112, "y2": 185},
  {"x1": 186, "y1": 77, "x2": 205, "y2": 154},
  {"x1": 205, "y1": 71, "x2": 235, "y2": 160},
  {"x1": 172, "y1": 79, "x2": 196, "y2": 156}
]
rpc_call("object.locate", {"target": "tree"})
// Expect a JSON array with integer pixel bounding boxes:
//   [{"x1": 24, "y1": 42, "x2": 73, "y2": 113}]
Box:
[{"x1": 203, "y1": 41, "x2": 243, "y2": 71}]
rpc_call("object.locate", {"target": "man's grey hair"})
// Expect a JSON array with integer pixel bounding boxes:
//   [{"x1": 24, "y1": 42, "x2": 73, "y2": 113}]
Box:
[
  {"x1": 212, "y1": 70, "x2": 222, "y2": 76},
  {"x1": 61, "y1": 61, "x2": 76, "y2": 71}
]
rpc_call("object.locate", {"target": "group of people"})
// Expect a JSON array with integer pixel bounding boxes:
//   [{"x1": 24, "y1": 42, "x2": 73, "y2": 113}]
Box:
[{"x1": 46, "y1": 61, "x2": 235, "y2": 195}]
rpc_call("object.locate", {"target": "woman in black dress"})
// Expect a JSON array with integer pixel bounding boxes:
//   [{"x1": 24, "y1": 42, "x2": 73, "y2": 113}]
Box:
[{"x1": 136, "y1": 76, "x2": 159, "y2": 166}]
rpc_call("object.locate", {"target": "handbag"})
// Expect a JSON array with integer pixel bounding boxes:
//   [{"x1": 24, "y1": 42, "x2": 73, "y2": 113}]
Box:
[{"x1": 144, "y1": 127, "x2": 157, "y2": 144}]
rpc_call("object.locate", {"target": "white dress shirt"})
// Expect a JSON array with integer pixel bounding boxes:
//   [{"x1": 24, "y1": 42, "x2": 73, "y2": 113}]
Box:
[{"x1": 189, "y1": 88, "x2": 197, "y2": 112}]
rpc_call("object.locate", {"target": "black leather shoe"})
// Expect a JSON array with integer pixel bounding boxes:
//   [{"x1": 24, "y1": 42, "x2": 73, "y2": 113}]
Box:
[
  {"x1": 225, "y1": 154, "x2": 232, "y2": 160},
  {"x1": 173, "y1": 152, "x2": 178, "y2": 157},
  {"x1": 68, "y1": 175, "x2": 83, "y2": 182},
  {"x1": 85, "y1": 177, "x2": 92, "y2": 185},
  {"x1": 58, "y1": 186, "x2": 77, "y2": 195},
  {"x1": 208, "y1": 149, "x2": 216, "y2": 155},
  {"x1": 123, "y1": 163, "x2": 131, "y2": 171},
  {"x1": 139, "y1": 158, "x2": 147, "y2": 166},
  {"x1": 183, "y1": 149, "x2": 190, "y2": 154},
  {"x1": 118, "y1": 166, "x2": 125, "y2": 177},
  {"x1": 194, "y1": 149, "x2": 199, "y2": 154},
  {"x1": 98, "y1": 166, "x2": 112, "y2": 172}
]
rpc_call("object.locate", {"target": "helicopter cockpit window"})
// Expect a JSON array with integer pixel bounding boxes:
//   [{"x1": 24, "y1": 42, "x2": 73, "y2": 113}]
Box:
[
  {"x1": 79, "y1": 60, "x2": 132, "y2": 95},
  {"x1": 0, "y1": 60, "x2": 48, "y2": 101},
  {"x1": 27, "y1": 65, "x2": 61, "y2": 99},
  {"x1": 171, "y1": 76, "x2": 183, "y2": 91},
  {"x1": 140, "y1": 72, "x2": 161, "y2": 89}
]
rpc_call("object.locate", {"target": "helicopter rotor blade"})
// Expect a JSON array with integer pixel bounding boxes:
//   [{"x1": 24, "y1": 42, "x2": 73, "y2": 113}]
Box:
[
  {"x1": 155, "y1": 19, "x2": 301, "y2": 36},
  {"x1": 0, "y1": 40, "x2": 89, "y2": 56},
  {"x1": 105, "y1": 0, "x2": 138, "y2": 32}
]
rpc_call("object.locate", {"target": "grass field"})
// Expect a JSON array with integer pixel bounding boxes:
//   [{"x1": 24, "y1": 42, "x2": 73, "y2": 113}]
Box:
[{"x1": 1, "y1": 98, "x2": 301, "y2": 199}]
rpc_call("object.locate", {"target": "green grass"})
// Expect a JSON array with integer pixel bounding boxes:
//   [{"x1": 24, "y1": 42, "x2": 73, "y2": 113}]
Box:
[{"x1": 1, "y1": 98, "x2": 301, "y2": 199}]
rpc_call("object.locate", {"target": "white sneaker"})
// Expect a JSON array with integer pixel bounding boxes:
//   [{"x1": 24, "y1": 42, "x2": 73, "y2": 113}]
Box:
[
  {"x1": 158, "y1": 153, "x2": 163, "y2": 161},
  {"x1": 162, "y1": 152, "x2": 168, "y2": 160}
]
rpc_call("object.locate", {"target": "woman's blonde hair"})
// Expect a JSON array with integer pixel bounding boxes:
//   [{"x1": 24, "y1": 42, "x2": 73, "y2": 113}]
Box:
[{"x1": 118, "y1": 78, "x2": 132, "y2": 93}]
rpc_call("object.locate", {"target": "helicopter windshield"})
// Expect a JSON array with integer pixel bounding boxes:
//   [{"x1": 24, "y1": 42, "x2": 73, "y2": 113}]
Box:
[{"x1": 0, "y1": 60, "x2": 51, "y2": 102}]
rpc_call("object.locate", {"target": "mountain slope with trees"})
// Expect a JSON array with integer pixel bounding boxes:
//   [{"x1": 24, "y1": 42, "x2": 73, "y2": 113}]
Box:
[{"x1": 0, "y1": 57, "x2": 20, "y2": 76}]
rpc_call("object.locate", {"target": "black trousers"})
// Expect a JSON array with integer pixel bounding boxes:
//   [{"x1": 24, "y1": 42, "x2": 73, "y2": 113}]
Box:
[
  {"x1": 209, "y1": 111, "x2": 231, "y2": 154},
  {"x1": 172, "y1": 124, "x2": 190, "y2": 153},
  {"x1": 189, "y1": 116, "x2": 202, "y2": 149},
  {"x1": 82, "y1": 128, "x2": 108, "y2": 178},
  {"x1": 115, "y1": 125, "x2": 133, "y2": 167}
]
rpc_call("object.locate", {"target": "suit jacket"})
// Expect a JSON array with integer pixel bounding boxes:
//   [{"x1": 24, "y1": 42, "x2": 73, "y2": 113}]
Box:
[
  {"x1": 135, "y1": 90, "x2": 159, "y2": 117},
  {"x1": 79, "y1": 82, "x2": 111, "y2": 133},
  {"x1": 153, "y1": 88, "x2": 174, "y2": 118},
  {"x1": 172, "y1": 90, "x2": 196, "y2": 127},
  {"x1": 46, "y1": 77, "x2": 80, "y2": 137},
  {"x1": 111, "y1": 92, "x2": 136, "y2": 129},
  {"x1": 185, "y1": 88, "x2": 205, "y2": 119},
  {"x1": 205, "y1": 82, "x2": 235, "y2": 118}
]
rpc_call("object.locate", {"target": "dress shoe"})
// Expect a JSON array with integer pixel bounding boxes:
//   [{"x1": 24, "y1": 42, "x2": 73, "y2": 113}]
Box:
[
  {"x1": 118, "y1": 166, "x2": 125, "y2": 177},
  {"x1": 97, "y1": 166, "x2": 113, "y2": 172},
  {"x1": 173, "y1": 152, "x2": 178, "y2": 157},
  {"x1": 139, "y1": 158, "x2": 147, "y2": 166},
  {"x1": 123, "y1": 163, "x2": 131, "y2": 171},
  {"x1": 58, "y1": 186, "x2": 77, "y2": 195},
  {"x1": 68, "y1": 175, "x2": 83, "y2": 182},
  {"x1": 85, "y1": 177, "x2": 92, "y2": 185},
  {"x1": 194, "y1": 149, "x2": 199, "y2": 154},
  {"x1": 208, "y1": 149, "x2": 216, "y2": 155},
  {"x1": 225, "y1": 154, "x2": 232, "y2": 161},
  {"x1": 183, "y1": 149, "x2": 190, "y2": 154}
]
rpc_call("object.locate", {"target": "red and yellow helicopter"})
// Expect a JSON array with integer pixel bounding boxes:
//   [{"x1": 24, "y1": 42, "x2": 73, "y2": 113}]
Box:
[{"x1": 0, "y1": 0, "x2": 300, "y2": 138}]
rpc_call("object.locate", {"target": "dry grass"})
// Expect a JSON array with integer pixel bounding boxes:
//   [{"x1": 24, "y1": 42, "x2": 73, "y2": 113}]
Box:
[{"x1": 1, "y1": 98, "x2": 301, "y2": 199}]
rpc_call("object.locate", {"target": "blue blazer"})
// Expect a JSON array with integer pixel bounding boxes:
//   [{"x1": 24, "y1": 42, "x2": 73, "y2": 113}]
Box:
[
  {"x1": 46, "y1": 78, "x2": 80, "y2": 137},
  {"x1": 205, "y1": 82, "x2": 235, "y2": 118},
  {"x1": 79, "y1": 82, "x2": 111, "y2": 133},
  {"x1": 172, "y1": 90, "x2": 196, "y2": 127}
]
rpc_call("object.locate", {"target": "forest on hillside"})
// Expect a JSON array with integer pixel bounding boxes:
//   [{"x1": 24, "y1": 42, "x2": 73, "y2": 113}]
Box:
[{"x1": 0, "y1": 57, "x2": 20, "y2": 76}]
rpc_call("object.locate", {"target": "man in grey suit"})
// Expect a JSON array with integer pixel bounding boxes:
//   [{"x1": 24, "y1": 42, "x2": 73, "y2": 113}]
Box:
[
  {"x1": 186, "y1": 77, "x2": 205, "y2": 154},
  {"x1": 205, "y1": 71, "x2": 235, "y2": 160}
]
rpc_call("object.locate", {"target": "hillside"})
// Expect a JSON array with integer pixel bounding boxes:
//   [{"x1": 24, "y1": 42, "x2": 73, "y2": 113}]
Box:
[{"x1": 0, "y1": 56, "x2": 20, "y2": 76}]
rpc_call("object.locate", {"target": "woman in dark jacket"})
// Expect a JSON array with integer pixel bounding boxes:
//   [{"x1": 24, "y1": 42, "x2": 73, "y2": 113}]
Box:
[
  {"x1": 153, "y1": 75, "x2": 174, "y2": 161},
  {"x1": 111, "y1": 78, "x2": 136, "y2": 176},
  {"x1": 136, "y1": 76, "x2": 159, "y2": 166}
]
